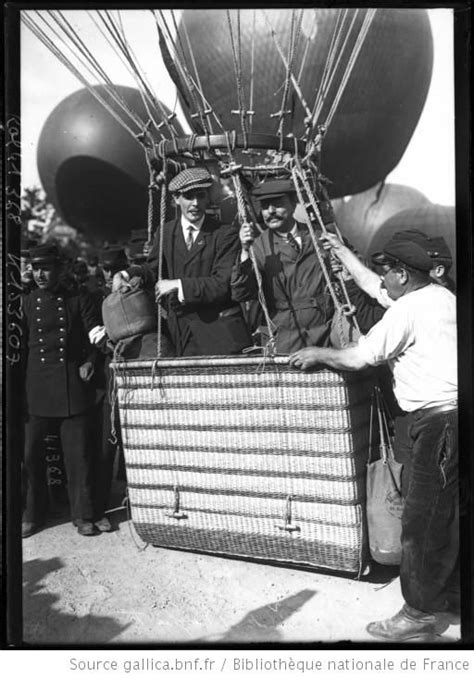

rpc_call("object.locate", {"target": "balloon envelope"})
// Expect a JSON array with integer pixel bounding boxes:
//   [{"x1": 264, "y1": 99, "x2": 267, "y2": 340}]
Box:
[
  {"x1": 178, "y1": 8, "x2": 433, "y2": 198},
  {"x1": 37, "y1": 85, "x2": 183, "y2": 242},
  {"x1": 332, "y1": 183, "x2": 431, "y2": 255}
]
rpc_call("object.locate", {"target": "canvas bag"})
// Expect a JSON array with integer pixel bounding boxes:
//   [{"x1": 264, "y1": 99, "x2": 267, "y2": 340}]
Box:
[
  {"x1": 102, "y1": 287, "x2": 157, "y2": 342},
  {"x1": 366, "y1": 385, "x2": 404, "y2": 565}
]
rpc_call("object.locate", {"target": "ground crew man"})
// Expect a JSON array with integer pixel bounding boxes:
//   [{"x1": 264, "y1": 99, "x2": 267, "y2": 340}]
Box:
[{"x1": 290, "y1": 234, "x2": 458, "y2": 641}]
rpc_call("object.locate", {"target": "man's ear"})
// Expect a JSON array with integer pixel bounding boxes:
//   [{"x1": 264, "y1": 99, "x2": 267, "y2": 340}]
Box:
[
  {"x1": 433, "y1": 264, "x2": 445, "y2": 279},
  {"x1": 398, "y1": 268, "x2": 409, "y2": 285}
]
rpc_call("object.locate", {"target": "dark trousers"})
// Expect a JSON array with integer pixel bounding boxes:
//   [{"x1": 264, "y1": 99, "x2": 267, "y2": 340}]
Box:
[
  {"x1": 92, "y1": 397, "x2": 124, "y2": 519},
  {"x1": 24, "y1": 411, "x2": 94, "y2": 523},
  {"x1": 399, "y1": 408, "x2": 459, "y2": 613}
]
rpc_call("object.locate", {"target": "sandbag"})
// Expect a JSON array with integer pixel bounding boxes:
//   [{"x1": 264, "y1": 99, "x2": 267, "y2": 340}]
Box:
[
  {"x1": 366, "y1": 456, "x2": 404, "y2": 565},
  {"x1": 366, "y1": 385, "x2": 404, "y2": 566},
  {"x1": 102, "y1": 288, "x2": 157, "y2": 342}
]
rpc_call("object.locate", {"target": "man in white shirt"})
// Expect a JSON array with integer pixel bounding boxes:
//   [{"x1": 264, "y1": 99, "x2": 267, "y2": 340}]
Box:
[
  {"x1": 289, "y1": 235, "x2": 459, "y2": 641},
  {"x1": 113, "y1": 166, "x2": 251, "y2": 356}
]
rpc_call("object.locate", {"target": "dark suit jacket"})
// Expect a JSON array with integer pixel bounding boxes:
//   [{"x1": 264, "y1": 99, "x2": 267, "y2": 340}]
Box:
[
  {"x1": 22, "y1": 285, "x2": 100, "y2": 418},
  {"x1": 129, "y1": 214, "x2": 251, "y2": 356}
]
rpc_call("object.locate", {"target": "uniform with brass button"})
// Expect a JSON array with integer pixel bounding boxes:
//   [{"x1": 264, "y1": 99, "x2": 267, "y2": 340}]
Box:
[{"x1": 21, "y1": 243, "x2": 102, "y2": 538}]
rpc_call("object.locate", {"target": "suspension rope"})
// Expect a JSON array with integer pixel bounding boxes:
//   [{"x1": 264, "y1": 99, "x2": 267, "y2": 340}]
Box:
[
  {"x1": 226, "y1": 10, "x2": 250, "y2": 143},
  {"x1": 311, "y1": 8, "x2": 352, "y2": 127},
  {"x1": 249, "y1": 10, "x2": 256, "y2": 134},
  {"x1": 22, "y1": 13, "x2": 144, "y2": 140},
  {"x1": 291, "y1": 161, "x2": 361, "y2": 338},
  {"x1": 98, "y1": 10, "x2": 178, "y2": 141},
  {"x1": 48, "y1": 10, "x2": 148, "y2": 132},
  {"x1": 272, "y1": 10, "x2": 301, "y2": 146},
  {"x1": 263, "y1": 10, "x2": 312, "y2": 127},
  {"x1": 324, "y1": 9, "x2": 377, "y2": 129},
  {"x1": 290, "y1": 164, "x2": 341, "y2": 312},
  {"x1": 231, "y1": 171, "x2": 277, "y2": 350},
  {"x1": 179, "y1": 11, "x2": 213, "y2": 134},
  {"x1": 156, "y1": 10, "x2": 214, "y2": 136},
  {"x1": 170, "y1": 10, "x2": 211, "y2": 136}
]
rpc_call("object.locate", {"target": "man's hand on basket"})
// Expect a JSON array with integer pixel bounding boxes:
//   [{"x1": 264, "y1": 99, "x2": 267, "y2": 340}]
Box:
[
  {"x1": 289, "y1": 347, "x2": 323, "y2": 371},
  {"x1": 155, "y1": 279, "x2": 179, "y2": 302}
]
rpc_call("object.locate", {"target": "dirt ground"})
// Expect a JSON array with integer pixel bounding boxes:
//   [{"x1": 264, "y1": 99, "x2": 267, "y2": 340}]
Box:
[{"x1": 20, "y1": 482, "x2": 461, "y2": 647}]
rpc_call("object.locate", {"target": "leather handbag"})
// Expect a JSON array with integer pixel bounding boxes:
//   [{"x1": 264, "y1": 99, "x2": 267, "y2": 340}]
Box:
[
  {"x1": 366, "y1": 385, "x2": 404, "y2": 565},
  {"x1": 102, "y1": 287, "x2": 157, "y2": 342}
]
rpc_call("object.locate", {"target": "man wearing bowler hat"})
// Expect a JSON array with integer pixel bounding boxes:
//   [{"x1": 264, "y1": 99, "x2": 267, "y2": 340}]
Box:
[
  {"x1": 290, "y1": 234, "x2": 458, "y2": 641},
  {"x1": 21, "y1": 243, "x2": 102, "y2": 537},
  {"x1": 230, "y1": 177, "x2": 334, "y2": 353},
  {"x1": 112, "y1": 166, "x2": 251, "y2": 356}
]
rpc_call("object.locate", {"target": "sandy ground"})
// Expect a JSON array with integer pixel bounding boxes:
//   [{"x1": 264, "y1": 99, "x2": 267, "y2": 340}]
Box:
[{"x1": 20, "y1": 484, "x2": 461, "y2": 647}]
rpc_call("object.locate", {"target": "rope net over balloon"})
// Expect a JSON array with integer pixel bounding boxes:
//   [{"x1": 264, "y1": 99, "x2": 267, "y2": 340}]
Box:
[{"x1": 23, "y1": 8, "x2": 434, "y2": 353}]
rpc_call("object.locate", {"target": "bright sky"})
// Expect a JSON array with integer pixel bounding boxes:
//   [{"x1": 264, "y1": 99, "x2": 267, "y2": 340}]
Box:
[{"x1": 20, "y1": 8, "x2": 455, "y2": 205}]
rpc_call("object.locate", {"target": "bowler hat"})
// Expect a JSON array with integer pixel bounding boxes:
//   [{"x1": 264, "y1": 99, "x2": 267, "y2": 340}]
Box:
[
  {"x1": 29, "y1": 243, "x2": 61, "y2": 265},
  {"x1": 371, "y1": 233, "x2": 433, "y2": 272},
  {"x1": 168, "y1": 167, "x2": 213, "y2": 194},
  {"x1": 127, "y1": 241, "x2": 148, "y2": 263},
  {"x1": 100, "y1": 246, "x2": 128, "y2": 272},
  {"x1": 251, "y1": 178, "x2": 296, "y2": 201}
]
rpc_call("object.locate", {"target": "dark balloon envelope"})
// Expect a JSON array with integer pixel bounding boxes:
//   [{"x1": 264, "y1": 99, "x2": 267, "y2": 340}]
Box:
[
  {"x1": 178, "y1": 8, "x2": 433, "y2": 198},
  {"x1": 37, "y1": 85, "x2": 183, "y2": 242},
  {"x1": 332, "y1": 183, "x2": 431, "y2": 256}
]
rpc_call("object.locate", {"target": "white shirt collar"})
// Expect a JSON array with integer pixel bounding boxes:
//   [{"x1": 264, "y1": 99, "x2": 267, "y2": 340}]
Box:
[{"x1": 181, "y1": 214, "x2": 205, "y2": 232}]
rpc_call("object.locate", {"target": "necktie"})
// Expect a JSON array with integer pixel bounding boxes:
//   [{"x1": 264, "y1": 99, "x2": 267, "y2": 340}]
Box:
[
  {"x1": 185, "y1": 226, "x2": 194, "y2": 251},
  {"x1": 287, "y1": 232, "x2": 300, "y2": 254}
]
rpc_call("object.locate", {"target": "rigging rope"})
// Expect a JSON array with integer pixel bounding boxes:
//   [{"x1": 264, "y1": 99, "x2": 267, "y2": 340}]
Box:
[
  {"x1": 262, "y1": 10, "x2": 312, "y2": 129},
  {"x1": 324, "y1": 9, "x2": 376, "y2": 129},
  {"x1": 22, "y1": 13, "x2": 144, "y2": 139}
]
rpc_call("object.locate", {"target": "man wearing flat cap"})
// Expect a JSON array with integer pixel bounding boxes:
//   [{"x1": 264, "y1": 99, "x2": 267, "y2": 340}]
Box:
[
  {"x1": 112, "y1": 166, "x2": 251, "y2": 356},
  {"x1": 290, "y1": 233, "x2": 458, "y2": 641},
  {"x1": 230, "y1": 178, "x2": 334, "y2": 353},
  {"x1": 21, "y1": 243, "x2": 103, "y2": 537}
]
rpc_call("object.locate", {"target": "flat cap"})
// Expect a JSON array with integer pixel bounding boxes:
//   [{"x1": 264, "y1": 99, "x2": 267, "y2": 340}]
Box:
[
  {"x1": 371, "y1": 233, "x2": 433, "y2": 272},
  {"x1": 168, "y1": 167, "x2": 213, "y2": 194},
  {"x1": 391, "y1": 228, "x2": 431, "y2": 249},
  {"x1": 427, "y1": 236, "x2": 452, "y2": 262},
  {"x1": 29, "y1": 243, "x2": 61, "y2": 264},
  {"x1": 251, "y1": 178, "x2": 295, "y2": 200}
]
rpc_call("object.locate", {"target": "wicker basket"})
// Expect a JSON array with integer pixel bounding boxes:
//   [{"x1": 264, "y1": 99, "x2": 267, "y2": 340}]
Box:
[{"x1": 113, "y1": 356, "x2": 374, "y2": 574}]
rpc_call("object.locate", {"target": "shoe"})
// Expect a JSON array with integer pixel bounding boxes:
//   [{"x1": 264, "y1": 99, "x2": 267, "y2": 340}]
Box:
[
  {"x1": 73, "y1": 519, "x2": 98, "y2": 536},
  {"x1": 22, "y1": 521, "x2": 41, "y2": 539},
  {"x1": 94, "y1": 516, "x2": 112, "y2": 532},
  {"x1": 366, "y1": 604, "x2": 449, "y2": 641}
]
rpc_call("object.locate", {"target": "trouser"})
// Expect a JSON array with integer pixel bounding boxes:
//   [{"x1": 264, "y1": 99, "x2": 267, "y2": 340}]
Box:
[
  {"x1": 23, "y1": 411, "x2": 94, "y2": 523},
  {"x1": 399, "y1": 408, "x2": 459, "y2": 613}
]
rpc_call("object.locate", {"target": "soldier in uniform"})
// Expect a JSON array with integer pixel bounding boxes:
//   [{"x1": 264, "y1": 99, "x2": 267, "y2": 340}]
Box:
[{"x1": 22, "y1": 243, "x2": 102, "y2": 537}]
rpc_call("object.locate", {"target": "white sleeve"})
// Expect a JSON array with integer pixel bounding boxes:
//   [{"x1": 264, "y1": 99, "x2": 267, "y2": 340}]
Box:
[
  {"x1": 357, "y1": 269, "x2": 393, "y2": 309},
  {"x1": 357, "y1": 302, "x2": 414, "y2": 365},
  {"x1": 177, "y1": 279, "x2": 185, "y2": 303}
]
